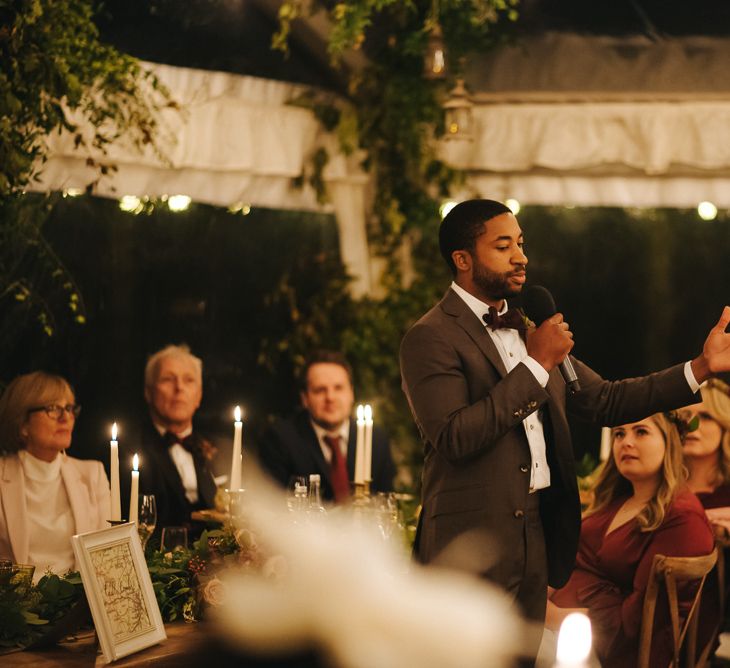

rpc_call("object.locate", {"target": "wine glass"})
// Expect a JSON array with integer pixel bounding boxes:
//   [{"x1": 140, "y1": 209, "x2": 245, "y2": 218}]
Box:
[
  {"x1": 137, "y1": 494, "x2": 157, "y2": 550},
  {"x1": 286, "y1": 476, "x2": 307, "y2": 511},
  {"x1": 161, "y1": 526, "x2": 188, "y2": 552},
  {"x1": 374, "y1": 492, "x2": 402, "y2": 541}
]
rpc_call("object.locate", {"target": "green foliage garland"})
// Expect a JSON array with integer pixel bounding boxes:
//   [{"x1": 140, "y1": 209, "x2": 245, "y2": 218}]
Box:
[
  {"x1": 0, "y1": 194, "x2": 87, "y2": 371},
  {"x1": 0, "y1": 527, "x2": 263, "y2": 650},
  {"x1": 0, "y1": 0, "x2": 173, "y2": 195},
  {"x1": 0, "y1": 0, "x2": 173, "y2": 351},
  {"x1": 269, "y1": 0, "x2": 519, "y2": 490},
  {"x1": 0, "y1": 571, "x2": 84, "y2": 650}
]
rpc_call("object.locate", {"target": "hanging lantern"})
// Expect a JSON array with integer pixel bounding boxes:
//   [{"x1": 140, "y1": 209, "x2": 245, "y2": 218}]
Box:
[
  {"x1": 443, "y1": 78, "x2": 473, "y2": 139},
  {"x1": 423, "y1": 22, "x2": 447, "y2": 80}
]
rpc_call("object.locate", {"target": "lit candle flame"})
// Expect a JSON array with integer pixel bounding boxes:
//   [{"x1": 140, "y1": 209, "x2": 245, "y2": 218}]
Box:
[
  {"x1": 356, "y1": 404, "x2": 364, "y2": 421},
  {"x1": 111, "y1": 422, "x2": 118, "y2": 441},
  {"x1": 364, "y1": 404, "x2": 373, "y2": 421},
  {"x1": 234, "y1": 405, "x2": 242, "y2": 422},
  {"x1": 132, "y1": 453, "x2": 139, "y2": 472}
]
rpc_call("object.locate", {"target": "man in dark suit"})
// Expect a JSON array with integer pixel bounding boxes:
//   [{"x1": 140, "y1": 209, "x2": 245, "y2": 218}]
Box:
[
  {"x1": 123, "y1": 344, "x2": 217, "y2": 536},
  {"x1": 259, "y1": 350, "x2": 396, "y2": 502},
  {"x1": 399, "y1": 199, "x2": 730, "y2": 629}
]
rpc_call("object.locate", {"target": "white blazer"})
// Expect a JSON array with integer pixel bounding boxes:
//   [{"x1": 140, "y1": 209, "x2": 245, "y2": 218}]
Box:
[{"x1": 0, "y1": 453, "x2": 111, "y2": 565}]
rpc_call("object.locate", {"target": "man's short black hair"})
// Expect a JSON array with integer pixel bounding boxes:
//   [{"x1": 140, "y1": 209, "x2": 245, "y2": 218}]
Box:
[
  {"x1": 439, "y1": 199, "x2": 513, "y2": 275},
  {"x1": 300, "y1": 350, "x2": 354, "y2": 390}
]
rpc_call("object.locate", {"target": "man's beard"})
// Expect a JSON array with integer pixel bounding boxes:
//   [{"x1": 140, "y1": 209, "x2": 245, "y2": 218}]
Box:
[{"x1": 472, "y1": 262, "x2": 524, "y2": 301}]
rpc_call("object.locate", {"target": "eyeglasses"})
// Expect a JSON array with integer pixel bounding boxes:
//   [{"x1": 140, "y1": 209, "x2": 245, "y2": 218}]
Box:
[
  {"x1": 677, "y1": 408, "x2": 715, "y2": 424},
  {"x1": 28, "y1": 404, "x2": 82, "y2": 420}
]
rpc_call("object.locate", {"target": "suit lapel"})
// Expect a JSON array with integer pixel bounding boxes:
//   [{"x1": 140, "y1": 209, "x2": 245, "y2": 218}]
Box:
[
  {"x1": 1, "y1": 456, "x2": 29, "y2": 563},
  {"x1": 441, "y1": 289, "x2": 508, "y2": 377},
  {"x1": 189, "y1": 435, "x2": 217, "y2": 508},
  {"x1": 296, "y1": 415, "x2": 331, "y2": 486}
]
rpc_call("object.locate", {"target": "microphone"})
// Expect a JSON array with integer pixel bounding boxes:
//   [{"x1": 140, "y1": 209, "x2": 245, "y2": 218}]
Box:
[{"x1": 521, "y1": 285, "x2": 581, "y2": 394}]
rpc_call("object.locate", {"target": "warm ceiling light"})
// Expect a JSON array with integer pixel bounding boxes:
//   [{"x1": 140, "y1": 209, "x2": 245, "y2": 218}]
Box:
[
  {"x1": 119, "y1": 195, "x2": 142, "y2": 213},
  {"x1": 697, "y1": 201, "x2": 718, "y2": 221},
  {"x1": 423, "y1": 22, "x2": 447, "y2": 80},
  {"x1": 439, "y1": 200, "x2": 457, "y2": 219},
  {"x1": 168, "y1": 195, "x2": 191, "y2": 212},
  {"x1": 505, "y1": 198, "x2": 521, "y2": 215},
  {"x1": 228, "y1": 202, "x2": 252, "y2": 215},
  {"x1": 443, "y1": 78, "x2": 473, "y2": 140}
]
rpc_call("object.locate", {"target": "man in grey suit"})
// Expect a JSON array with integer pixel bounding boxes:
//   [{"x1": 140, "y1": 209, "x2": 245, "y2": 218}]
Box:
[{"x1": 400, "y1": 199, "x2": 730, "y2": 629}]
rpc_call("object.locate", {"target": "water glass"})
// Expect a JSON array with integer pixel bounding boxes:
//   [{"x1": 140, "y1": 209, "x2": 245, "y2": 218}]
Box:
[
  {"x1": 286, "y1": 476, "x2": 307, "y2": 511},
  {"x1": 375, "y1": 492, "x2": 402, "y2": 541},
  {"x1": 161, "y1": 526, "x2": 188, "y2": 552},
  {"x1": 137, "y1": 494, "x2": 157, "y2": 550}
]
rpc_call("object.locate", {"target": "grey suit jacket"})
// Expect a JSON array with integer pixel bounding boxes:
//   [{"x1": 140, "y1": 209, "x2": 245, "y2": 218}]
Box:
[{"x1": 400, "y1": 288, "x2": 697, "y2": 587}]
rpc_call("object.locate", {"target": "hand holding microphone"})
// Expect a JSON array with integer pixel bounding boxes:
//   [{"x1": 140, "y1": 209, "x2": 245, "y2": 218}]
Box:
[{"x1": 522, "y1": 285, "x2": 581, "y2": 394}]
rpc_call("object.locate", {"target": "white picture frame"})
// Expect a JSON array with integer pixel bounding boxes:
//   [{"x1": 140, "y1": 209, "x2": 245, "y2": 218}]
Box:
[{"x1": 72, "y1": 522, "x2": 166, "y2": 663}]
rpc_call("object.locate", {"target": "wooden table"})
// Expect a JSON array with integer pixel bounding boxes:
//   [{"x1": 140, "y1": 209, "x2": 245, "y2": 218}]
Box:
[{"x1": 2, "y1": 621, "x2": 208, "y2": 667}]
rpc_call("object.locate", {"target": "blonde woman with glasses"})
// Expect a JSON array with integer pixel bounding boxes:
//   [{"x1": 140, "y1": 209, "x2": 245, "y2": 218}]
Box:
[
  {"x1": 0, "y1": 371, "x2": 110, "y2": 579},
  {"x1": 681, "y1": 379, "x2": 730, "y2": 531}
]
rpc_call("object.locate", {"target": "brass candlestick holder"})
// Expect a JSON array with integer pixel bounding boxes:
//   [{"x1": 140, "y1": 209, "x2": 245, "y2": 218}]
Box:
[
  {"x1": 352, "y1": 481, "x2": 372, "y2": 507},
  {"x1": 226, "y1": 488, "x2": 247, "y2": 527}
]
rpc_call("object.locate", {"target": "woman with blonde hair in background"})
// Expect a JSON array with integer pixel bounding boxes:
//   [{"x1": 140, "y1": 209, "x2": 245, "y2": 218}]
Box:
[
  {"x1": 681, "y1": 379, "x2": 730, "y2": 659},
  {"x1": 547, "y1": 412, "x2": 713, "y2": 667},
  {"x1": 681, "y1": 378, "x2": 730, "y2": 530},
  {"x1": 0, "y1": 371, "x2": 110, "y2": 580}
]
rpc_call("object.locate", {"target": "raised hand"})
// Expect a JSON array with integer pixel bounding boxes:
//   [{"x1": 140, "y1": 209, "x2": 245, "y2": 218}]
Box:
[
  {"x1": 690, "y1": 307, "x2": 730, "y2": 383},
  {"x1": 526, "y1": 312, "x2": 574, "y2": 372}
]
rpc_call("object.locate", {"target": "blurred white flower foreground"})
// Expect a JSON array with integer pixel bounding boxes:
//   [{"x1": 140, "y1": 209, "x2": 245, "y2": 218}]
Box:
[{"x1": 213, "y1": 473, "x2": 521, "y2": 668}]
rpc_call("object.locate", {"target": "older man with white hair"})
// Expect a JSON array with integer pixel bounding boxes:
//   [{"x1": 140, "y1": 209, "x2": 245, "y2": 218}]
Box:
[{"x1": 126, "y1": 344, "x2": 218, "y2": 534}]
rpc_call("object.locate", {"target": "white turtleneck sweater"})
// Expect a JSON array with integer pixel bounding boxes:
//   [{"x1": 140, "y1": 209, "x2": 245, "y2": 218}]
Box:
[{"x1": 17, "y1": 450, "x2": 76, "y2": 578}]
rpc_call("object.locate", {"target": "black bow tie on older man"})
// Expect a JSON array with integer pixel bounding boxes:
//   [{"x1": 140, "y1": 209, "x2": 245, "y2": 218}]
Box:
[
  {"x1": 483, "y1": 306, "x2": 527, "y2": 332},
  {"x1": 163, "y1": 430, "x2": 197, "y2": 455}
]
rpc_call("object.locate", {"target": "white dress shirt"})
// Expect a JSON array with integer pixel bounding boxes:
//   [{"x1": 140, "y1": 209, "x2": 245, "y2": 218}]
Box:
[
  {"x1": 155, "y1": 424, "x2": 198, "y2": 503},
  {"x1": 451, "y1": 282, "x2": 551, "y2": 490}
]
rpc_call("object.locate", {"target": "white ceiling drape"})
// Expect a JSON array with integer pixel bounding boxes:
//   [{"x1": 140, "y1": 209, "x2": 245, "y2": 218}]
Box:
[
  {"x1": 33, "y1": 62, "x2": 374, "y2": 296},
  {"x1": 31, "y1": 35, "x2": 730, "y2": 294}
]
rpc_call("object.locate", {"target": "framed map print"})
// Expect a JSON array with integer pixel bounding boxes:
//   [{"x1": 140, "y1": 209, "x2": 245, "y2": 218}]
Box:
[{"x1": 72, "y1": 523, "x2": 166, "y2": 663}]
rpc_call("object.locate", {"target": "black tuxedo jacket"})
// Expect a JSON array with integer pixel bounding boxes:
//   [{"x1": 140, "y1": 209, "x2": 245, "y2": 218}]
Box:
[
  {"x1": 119, "y1": 419, "x2": 218, "y2": 532},
  {"x1": 258, "y1": 411, "x2": 396, "y2": 501}
]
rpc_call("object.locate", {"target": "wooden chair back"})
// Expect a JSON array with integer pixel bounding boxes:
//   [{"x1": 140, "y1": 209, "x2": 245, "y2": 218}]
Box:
[
  {"x1": 695, "y1": 535, "x2": 730, "y2": 667},
  {"x1": 638, "y1": 548, "x2": 718, "y2": 668}
]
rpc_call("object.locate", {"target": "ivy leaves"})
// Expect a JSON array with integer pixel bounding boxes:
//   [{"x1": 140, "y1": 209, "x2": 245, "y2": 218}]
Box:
[{"x1": 0, "y1": 0, "x2": 172, "y2": 196}]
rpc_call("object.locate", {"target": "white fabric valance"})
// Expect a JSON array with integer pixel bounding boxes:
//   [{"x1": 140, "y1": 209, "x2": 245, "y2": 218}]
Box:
[
  {"x1": 29, "y1": 38, "x2": 730, "y2": 295},
  {"x1": 442, "y1": 102, "x2": 730, "y2": 176},
  {"x1": 32, "y1": 62, "x2": 374, "y2": 296}
]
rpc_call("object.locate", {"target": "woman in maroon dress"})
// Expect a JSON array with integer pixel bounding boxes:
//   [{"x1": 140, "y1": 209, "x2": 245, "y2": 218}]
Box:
[
  {"x1": 681, "y1": 378, "x2": 730, "y2": 521},
  {"x1": 547, "y1": 412, "x2": 714, "y2": 667},
  {"x1": 681, "y1": 379, "x2": 730, "y2": 659}
]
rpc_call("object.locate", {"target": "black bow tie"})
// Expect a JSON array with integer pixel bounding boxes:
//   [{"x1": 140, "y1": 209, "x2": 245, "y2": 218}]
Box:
[
  {"x1": 483, "y1": 307, "x2": 527, "y2": 331},
  {"x1": 163, "y1": 431, "x2": 196, "y2": 454}
]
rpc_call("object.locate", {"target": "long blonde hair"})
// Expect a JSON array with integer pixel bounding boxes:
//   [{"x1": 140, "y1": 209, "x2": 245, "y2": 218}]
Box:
[
  {"x1": 694, "y1": 378, "x2": 730, "y2": 487},
  {"x1": 0, "y1": 372, "x2": 74, "y2": 455},
  {"x1": 585, "y1": 412, "x2": 686, "y2": 532}
]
